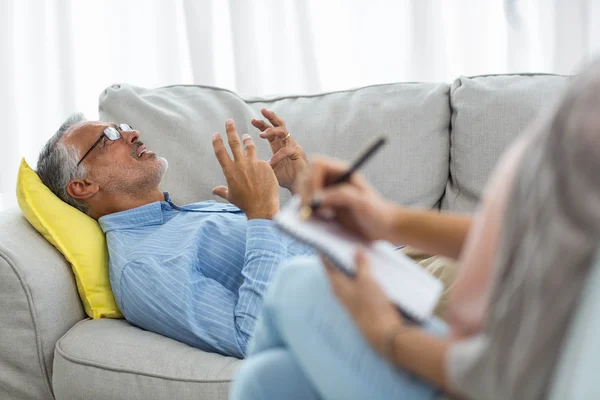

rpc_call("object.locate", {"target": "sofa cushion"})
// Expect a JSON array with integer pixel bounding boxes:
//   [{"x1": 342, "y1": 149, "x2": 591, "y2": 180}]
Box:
[
  {"x1": 53, "y1": 319, "x2": 241, "y2": 400},
  {"x1": 0, "y1": 208, "x2": 86, "y2": 400},
  {"x1": 442, "y1": 74, "x2": 571, "y2": 213},
  {"x1": 16, "y1": 159, "x2": 122, "y2": 319},
  {"x1": 401, "y1": 246, "x2": 458, "y2": 319},
  {"x1": 99, "y1": 82, "x2": 451, "y2": 209}
]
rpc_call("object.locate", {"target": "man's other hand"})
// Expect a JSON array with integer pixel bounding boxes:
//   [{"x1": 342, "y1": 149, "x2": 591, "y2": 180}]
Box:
[
  {"x1": 212, "y1": 119, "x2": 280, "y2": 220},
  {"x1": 252, "y1": 109, "x2": 308, "y2": 193}
]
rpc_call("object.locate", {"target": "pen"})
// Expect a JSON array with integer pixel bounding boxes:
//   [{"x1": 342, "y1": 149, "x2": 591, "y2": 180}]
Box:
[{"x1": 300, "y1": 135, "x2": 388, "y2": 220}]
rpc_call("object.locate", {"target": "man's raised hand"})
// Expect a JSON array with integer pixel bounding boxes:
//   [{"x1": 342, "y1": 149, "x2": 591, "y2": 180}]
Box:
[
  {"x1": 251, "y1": 109, "x2": 308, "y2": 193},
  {"x1": 212, "y1": 119, "x2": 280, "y2": 220}
]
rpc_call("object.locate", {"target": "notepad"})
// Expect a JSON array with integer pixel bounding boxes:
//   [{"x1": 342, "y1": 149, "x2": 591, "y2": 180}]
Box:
[{"x1": 275, "y1": 196, "x2": 443, "y2": 322}]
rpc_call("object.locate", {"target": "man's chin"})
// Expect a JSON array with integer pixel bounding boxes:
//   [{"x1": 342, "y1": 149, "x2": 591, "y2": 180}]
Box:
[
  {"x1": 141, "y1": 155, "x2": 169, "y2": 187},
  {"x1": 157, "y1": 156, "x2": 169, "y2": 177},
  {"x1": 140, "y1": 156, "x2": 168, "y2": 191}
]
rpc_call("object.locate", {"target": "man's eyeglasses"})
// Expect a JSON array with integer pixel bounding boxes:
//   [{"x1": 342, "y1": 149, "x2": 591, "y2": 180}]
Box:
[{"x1": 77, "y1": 124, "x2": 134, "y2": 166}]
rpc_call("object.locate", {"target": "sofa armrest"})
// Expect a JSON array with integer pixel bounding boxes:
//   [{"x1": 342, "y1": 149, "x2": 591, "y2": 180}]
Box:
[{"x1": 0, "y1": 208, "x2": 86, "y2": 400}]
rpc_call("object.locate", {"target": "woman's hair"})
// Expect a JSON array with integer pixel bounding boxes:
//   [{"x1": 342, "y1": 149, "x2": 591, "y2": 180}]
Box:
[{"x1": 460, "y1": 60, "x2": 600, "y2": 399}]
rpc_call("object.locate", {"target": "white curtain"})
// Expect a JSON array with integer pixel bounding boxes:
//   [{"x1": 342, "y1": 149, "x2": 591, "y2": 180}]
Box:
[{"x1": 1, "y1": 0, "x2": 599, "y2": 211}]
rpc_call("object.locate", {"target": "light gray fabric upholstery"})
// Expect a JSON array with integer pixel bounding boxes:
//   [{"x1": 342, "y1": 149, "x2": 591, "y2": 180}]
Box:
[
  {"x1": 53, "y1": 319, "x2": 241, "y2": 400},
  {"x1": 0, "y1": 208, "x2": 86, "y2": 400},
  {"x1": 99, "y1": 83, "x2": 451, "y2": 209},
  {"x1": 442, "y1": 74, "x2": 570, "y2": 213}
]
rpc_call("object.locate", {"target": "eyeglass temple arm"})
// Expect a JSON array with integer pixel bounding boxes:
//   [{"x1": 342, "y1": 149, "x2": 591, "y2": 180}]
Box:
[{"x1": 77, "y1": 134, "x2": 105, "y2": 167}]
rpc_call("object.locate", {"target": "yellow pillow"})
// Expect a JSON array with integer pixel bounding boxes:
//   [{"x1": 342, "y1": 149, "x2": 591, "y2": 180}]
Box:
[{"x1": 16, "y1": 159, "x2": 122, "y2": 319}]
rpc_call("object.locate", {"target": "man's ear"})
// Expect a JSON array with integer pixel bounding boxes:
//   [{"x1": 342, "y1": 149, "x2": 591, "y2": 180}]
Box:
[{"x1": 67, "y1": 178, "x2": 100, "y2": 200}]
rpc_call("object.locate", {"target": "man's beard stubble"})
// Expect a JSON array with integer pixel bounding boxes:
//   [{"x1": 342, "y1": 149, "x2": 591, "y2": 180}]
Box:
[{"x1": 104, "y1": 155, "x2": 169, "y2": 197}]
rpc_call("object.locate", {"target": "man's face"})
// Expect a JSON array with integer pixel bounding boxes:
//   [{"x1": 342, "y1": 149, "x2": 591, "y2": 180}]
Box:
[{"x1": 64, "y1": 121, "x2": 168, "y2": 196}]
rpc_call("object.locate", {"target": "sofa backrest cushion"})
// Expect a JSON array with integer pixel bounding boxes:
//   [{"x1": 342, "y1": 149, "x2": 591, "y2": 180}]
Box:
[
  {"x1": 442, "y1": 74, "x2": 571, "y2": 213},
  {"x1": 99, "y1": 83, "x2": 451, "y2": 209}
]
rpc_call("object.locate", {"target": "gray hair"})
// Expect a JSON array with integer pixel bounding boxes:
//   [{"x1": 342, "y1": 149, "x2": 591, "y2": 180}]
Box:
[
  {"x1": 37, "y1": 113, "x2": 89, "y2": 214},
  {"x1": 455, "y1": 60, "x2": 600, "y2": 399}
]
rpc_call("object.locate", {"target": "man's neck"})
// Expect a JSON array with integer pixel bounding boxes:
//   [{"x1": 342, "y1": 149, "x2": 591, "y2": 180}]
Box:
[{"x1": 93, "y1": 189, "x2": 165, "y2": 219}]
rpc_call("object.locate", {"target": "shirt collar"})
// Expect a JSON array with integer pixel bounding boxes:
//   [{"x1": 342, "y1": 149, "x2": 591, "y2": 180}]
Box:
[{"x1": 99, "y1": 192, "x2": 171, "y2": 233}]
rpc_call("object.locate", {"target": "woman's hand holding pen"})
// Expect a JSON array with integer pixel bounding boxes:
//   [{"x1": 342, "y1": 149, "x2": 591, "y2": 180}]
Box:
[
  {"x1": 299, "y1": 155, "x2": 408, "y2": 364},
  {"x1": 296, "y1": 156, "x2": 398, "y2": 242}
]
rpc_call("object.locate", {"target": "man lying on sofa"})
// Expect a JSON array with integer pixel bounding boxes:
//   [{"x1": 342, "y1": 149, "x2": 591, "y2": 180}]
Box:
[{"x1": 36, "y1": 109, "x2": 314, "y2": 358}]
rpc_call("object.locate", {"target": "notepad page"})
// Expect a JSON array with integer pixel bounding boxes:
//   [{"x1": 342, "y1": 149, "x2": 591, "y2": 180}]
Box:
[{"x1": 276, "y1": 196, "x2": 443, "y2": 321}]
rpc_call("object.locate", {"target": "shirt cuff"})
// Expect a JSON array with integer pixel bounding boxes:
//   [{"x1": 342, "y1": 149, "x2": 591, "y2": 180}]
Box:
[{"x1": 446, "y1": 334, "x2": 489, "y2": 398}]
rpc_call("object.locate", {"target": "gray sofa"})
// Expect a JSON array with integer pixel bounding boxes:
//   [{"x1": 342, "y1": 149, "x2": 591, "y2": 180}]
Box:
[{"x1": 0, "y1": 74, "x2": 581, "y2": 399}]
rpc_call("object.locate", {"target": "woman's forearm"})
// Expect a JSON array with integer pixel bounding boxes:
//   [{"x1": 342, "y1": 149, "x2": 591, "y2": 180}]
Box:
[
  {"x1": 392, "y1": 327, "x2": 454, "y2": 392},
  {"x1": 388, "y1": 207, "x2": 472, "y2": 260}
]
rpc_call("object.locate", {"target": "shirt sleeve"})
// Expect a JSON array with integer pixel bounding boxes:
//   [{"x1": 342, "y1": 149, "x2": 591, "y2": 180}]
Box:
[
  {"x1": 235, "y1": 219, "x2": 288, "y2": 340},
  {"x1": 118, "y1": 219, "x2": 287, "y2": 358},
  {"x1": 446, "y1": 334, "x2": 489, "y2": 399}
]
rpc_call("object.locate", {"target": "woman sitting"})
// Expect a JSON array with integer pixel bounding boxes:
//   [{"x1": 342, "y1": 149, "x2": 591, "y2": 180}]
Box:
[{"x1": 231, "y1": 60, "x2": 600, "y2": 400}]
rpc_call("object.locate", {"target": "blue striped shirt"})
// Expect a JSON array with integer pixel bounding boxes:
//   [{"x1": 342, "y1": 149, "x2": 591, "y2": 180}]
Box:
[{"x1": 99, "y1": 193, "x2": 314, "y2": 358}]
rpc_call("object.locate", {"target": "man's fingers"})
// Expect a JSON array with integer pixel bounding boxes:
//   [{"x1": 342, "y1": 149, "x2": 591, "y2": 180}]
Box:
[
  {"x1": 261, "y1": 108, "x2": 285, "y2": 127},
  {"x1": 268, "y1": 146, "x2": 295, "y2": 168},
  {"x1": 211, "y1": 185, "x2": 229, "y2": 199},
  {"x1": 225, "y1": 119, "x2": 245, "y2": 161},
  {"x1": 259, "y1": 126, "x2": 287, "y2": 140},
  {"x1": 212, "y1": 132, "x2": 232, "y2": 169},
  {"x1": 261, "y1": 127, "x2": 296, "y2": 146},
  {"x1": 251, "y1": 119, "x2": 272, "y2": 132},
  {"x1": 242, "y1": 134, "x2": 256, "y2": 159}
]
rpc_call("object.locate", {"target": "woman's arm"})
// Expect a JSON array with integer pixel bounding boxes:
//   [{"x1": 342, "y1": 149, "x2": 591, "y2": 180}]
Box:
[
  {"x1": 390, "y1": 208, "x2": 472, "y2": 260},
  {"x1": 299, "y1": 157, "x2": 473, "y2": 260},
  {"x1": 388, "y1": 325, "x2": 454, "y2": 391},
  {"x1": 323, "y1": 251, "x2": 459, "y2": 395}
]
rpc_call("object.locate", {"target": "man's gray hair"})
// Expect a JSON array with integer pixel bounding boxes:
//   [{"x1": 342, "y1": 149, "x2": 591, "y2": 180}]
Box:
[{"x1": 37, "y1": 113, "x2": 89, "y2": 214}]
